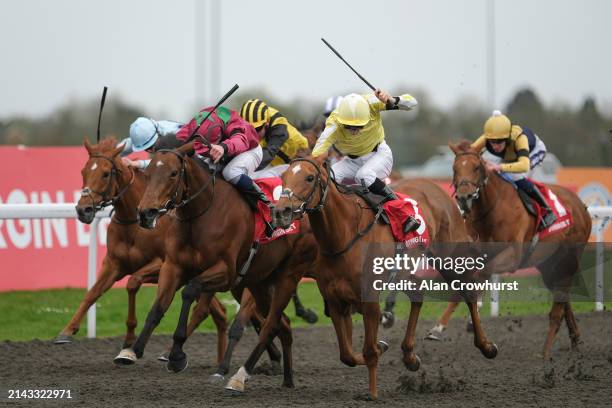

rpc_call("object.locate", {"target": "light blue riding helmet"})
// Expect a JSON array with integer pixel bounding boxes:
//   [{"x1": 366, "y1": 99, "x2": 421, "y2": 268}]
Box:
[{"x1": 129, "y1": 117, "x2": 160, "y2": 151}]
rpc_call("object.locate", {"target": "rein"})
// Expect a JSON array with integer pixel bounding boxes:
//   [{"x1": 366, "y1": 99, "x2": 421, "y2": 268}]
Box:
[
  {"x1": 283, "y1": 157, "x2": 383, "y2": 257},
  {"x1": 81, "y1": 154, "x2": 137, "y2": 224}
]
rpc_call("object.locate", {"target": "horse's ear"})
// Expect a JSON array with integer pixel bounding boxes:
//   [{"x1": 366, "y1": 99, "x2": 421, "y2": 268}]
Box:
[
  {"x1": 448, "y1": 142, "x2": 460, "y2": 156},
  {"x1": 111, "y1": 143, "x2": 125, "y2": 158},
  {"x1": 177, "y1": 141, "x2": 195, "y2": 157},
  {"x1": 84, "y1": 138, "x2": 93, "y2": 155}
]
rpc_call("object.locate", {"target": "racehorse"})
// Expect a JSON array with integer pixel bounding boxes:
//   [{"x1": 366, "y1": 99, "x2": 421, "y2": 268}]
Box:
[
  {"x1": 268, "y1": 155, "x2": 498, "y2": 399},
  {"x1": 123, "y1": 141, "x2": 317, "y2": 389},
  {"x1": 443, "y1": 141, "x2": 591, "y2": 359},
  {"x1": 54, "y1": 138, "x2": 228, "y2": 364}
]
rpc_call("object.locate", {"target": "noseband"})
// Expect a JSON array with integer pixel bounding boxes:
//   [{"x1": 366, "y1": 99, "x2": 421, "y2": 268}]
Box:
[
  {"x1": 81, "y1": 154, "x2": 135, "y2": 213},
  {"x1": 280, "y1": 157, "x2": 330, "y2": 215}
]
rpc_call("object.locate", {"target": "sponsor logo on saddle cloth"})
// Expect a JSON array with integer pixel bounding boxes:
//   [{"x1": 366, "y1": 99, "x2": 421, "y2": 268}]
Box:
[
  {"x1": 531, "y1": 179, "x2": 573, "y2": 239},
  {"x1": 253, "y1": 178, "x2": 300, "y2": 244},
  {"x1": 381, "y1": 193, "x2": 430, "y2": 249}
]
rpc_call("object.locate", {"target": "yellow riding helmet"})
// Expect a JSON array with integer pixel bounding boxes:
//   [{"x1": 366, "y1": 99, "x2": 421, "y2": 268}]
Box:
[
  {"x1": 240, "y1": 99, "x2": 269, "y2": 129},
  {"x1": 483, "y1": 110, "x2": 512, "y2": 140},
  {"x1": 336, "y1": 93, "x2": 370, "y2": 127}
]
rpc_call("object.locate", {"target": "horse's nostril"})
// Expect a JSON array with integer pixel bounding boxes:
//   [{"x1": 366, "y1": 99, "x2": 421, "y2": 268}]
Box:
[
  {"x1": 282, "y1": 206, "x2": 292, "y2": 215},
  {"x1": 83, "y1": 207, "x2": 94, "y2": 214}
]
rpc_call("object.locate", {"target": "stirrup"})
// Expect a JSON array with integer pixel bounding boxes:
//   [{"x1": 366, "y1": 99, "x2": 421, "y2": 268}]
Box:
[
  {"x1": 403, "y1": 216, "x2": 421, "y2": 234},
  {"x1": 540, "y1": 211, "x2": 557, "y2": 229}
]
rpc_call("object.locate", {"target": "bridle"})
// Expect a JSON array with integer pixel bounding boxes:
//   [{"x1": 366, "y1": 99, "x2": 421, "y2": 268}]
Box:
[
  {"x1": 81, "y1": 154, "x2": 136, "y2": 223},
  {"x1": 452, "y1": 151, "x2": 488, "y2": 202},
  {"x1": 281, "y1": 157, "x2": 382, "y2": 257},
  {"x1": 279, "y1": 157, "x2": 330, "y2": 216},
  {"x1": 151, "y1": 138, "x2": 217, "y2": 222}
]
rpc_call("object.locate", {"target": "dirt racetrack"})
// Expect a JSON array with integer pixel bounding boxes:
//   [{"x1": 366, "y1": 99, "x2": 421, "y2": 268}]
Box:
[{"x1": 2, "y1": 311, "x2": 611, "y2": 407}]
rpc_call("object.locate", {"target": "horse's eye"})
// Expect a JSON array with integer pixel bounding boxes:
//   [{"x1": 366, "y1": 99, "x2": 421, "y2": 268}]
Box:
[
  {"x1": 103, "y1": 172, "x2": 110, "y2": 178},
  {"x1": 170, "y1": 170, "x2": 178, "y2": 177},
  {"x1": 306, "y1": 175, "x2": 315, "y2": 182}
]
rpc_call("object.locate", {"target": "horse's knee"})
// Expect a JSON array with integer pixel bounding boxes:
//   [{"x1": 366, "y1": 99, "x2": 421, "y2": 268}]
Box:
[
  {"x1": 339, "y1": 353, "x2": 357, "y2": 367},
  {"x1": 228, "y1": 319, "x2": 245, "y2": 342},
  {"x1": 126, "y1": 275, "x2": 143, "y2": 293},
  {"x1": 182, "y1": 281, "x2": 202, "y2": 302}
]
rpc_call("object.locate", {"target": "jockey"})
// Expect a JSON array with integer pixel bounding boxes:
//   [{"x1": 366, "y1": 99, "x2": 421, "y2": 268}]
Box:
[
  {"x1": 239, "y1": 99, "x2": 309, "y2": 178},
  {"x1": 312, "y1": 89, "x2": 420, "y2": 233},
  {"x1": 175, "y1": 106, "x2": 271, "y2": 209},
  {"x1": 120, "y1": 117, "x2": 184, "y2": 169},
  {"x1": 471, "y1": 110, "x2": 557, "y2": 228}
]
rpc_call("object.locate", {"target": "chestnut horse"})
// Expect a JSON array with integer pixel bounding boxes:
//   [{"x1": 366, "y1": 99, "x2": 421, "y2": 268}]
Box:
[
  {"x1": 443, "y1": 141, "x2": 591, "y2": 359},
  {"x1": 123, "y1": 141, "x2": 317, "y2": 389},
  {"x1": 55, "y1": 138, "x2": 228, "y2": 363},
  {"x1": 268, "y1": 156, "x2": 498, "y2": 399}
]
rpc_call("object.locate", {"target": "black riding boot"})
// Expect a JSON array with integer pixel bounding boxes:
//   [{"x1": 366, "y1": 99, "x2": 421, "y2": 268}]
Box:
[
  {"x1": 235, "y1": 174, "x2": 274, "y2": 235},
  {"x1": 516, "y1": 178, "x2": 557, "y2": 229},
  {"x1": 368, "y1": 178, "x2": 420, "y2": 234}
]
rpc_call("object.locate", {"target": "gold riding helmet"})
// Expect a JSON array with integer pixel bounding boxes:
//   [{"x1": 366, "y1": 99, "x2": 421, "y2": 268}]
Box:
[
  {"x1": 483, "y1": 110, "x2": 512, "y2": 140},
  {"x1": 240, "y1": 99, "x2": 270, "y2": 129}
]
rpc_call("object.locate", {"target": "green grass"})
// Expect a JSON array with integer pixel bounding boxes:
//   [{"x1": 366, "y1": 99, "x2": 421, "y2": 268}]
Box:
[{"x1": 0, "y1": 280, "x2": 609, "y2": 342}]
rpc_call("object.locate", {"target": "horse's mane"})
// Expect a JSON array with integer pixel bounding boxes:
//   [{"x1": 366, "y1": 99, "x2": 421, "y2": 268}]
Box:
[{"x1": 91, "y1": 136, "x2": 119, "y2": 154}]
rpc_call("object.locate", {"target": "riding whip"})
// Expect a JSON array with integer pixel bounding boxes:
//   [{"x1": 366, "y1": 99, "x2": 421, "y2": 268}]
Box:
[
  {"x1": 96, "y1": 86, "x2": 108, "y2": 142},
  {"x1": 187, "y1": 83, "x2": 240, "y2": 142},
  {"x1": 321, "y1": 38, "x2": 376, "y2": 91}
]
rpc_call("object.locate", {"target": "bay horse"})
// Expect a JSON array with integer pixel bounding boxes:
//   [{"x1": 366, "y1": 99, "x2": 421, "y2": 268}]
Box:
[
  {"x1": 268, "y1": 155, "x2": 498, "y2": 399},
  {"x1": 55, "y1": 138, "x2": 228, "y2": 366},
  {"x1": 444, "y1": 141, "x2": 591, "y2": 359},
  {"x1": 123, "y1": 141, "x2": 317, "y2": 389}
]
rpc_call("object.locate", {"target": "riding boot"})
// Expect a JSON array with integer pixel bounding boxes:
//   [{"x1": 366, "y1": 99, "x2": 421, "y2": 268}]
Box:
[
  {"x1": 368, "y1": 178, "x2": 420, "y2": 234},
  {"x1": 516, "y1": 178, "x2": 557, "y2": 229},
  {"x1": 235, "y1": 174, "x2": 274, "y2": 235}
]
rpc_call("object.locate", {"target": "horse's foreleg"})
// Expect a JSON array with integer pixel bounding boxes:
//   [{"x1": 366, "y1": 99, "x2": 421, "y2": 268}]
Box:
[
  {"x1": 208, "y1": 296, "x2": 229, "y2": 366},
  {"x1": 466, "y1": 301, "x2": 498, "y2": 359},
  {"x1": 166, "y1": 279, "x2": 205, "y2": 373},
  {"x1": 55, "y1": 258, "x2": 122, "y2": 343},
  {"x1": 124, "y1": 262, "x2": 160, "y2": 349},
  {"x1": 401, "y1": 301, "x2": 423, "y2": 371},
  {"x1": 543, "y1": 301, "x2": 565, "y2": 360},
  {"x1": 226, "y1": 276, "x2": 299, "y2": 392},
  {"x1": 329, "y1": 302, "x2": 364, "y2": 367},
  {"x1": 564, "y1": 302, "x2": 581, "y2": 351},
  {"x1": 117, "y1": 262, "x2": 181, "y2": 364},
  {"x1": 425, "y1": 301, "x2": 459, "y2": 341},
  {"x1": 362, "y1": 301, "x2": 384, "y2": 399}
]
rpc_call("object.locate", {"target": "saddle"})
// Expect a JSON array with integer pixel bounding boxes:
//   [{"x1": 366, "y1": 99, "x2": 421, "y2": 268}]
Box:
[{"x1": 348, "y1": 187, "x2": 391, "y2": 224}]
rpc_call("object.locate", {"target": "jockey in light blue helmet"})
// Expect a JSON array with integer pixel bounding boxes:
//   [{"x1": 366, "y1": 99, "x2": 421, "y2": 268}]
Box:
[{"x1": 119, "y1": 117, "x2": 183, "y2": 169}]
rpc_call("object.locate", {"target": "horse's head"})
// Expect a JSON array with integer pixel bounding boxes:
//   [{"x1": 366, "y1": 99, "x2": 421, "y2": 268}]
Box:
[
  {"x1": 448, "y1": 141, "x2": 488, "y2": 215},
  {"x1": 137, "y1": 142, "x2": 196, "y2": 229},
  {"x1": 272, "y1": 154, "x2": 329, "y2": 228},
  {"x1": 77, "y1": 138, "x2": 127, "y2": 224}
]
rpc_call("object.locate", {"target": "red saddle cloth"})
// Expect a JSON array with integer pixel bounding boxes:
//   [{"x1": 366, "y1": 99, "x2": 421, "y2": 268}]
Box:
[
  {"x1": 381, "y1": 193, "x2": 430, "y2": 249},
  {"x1": 530, "y1": 179, "x2": 573, "y2": 238},
  {"x1": 253, "y1": 178, "x2": 300, "y2": 243}
]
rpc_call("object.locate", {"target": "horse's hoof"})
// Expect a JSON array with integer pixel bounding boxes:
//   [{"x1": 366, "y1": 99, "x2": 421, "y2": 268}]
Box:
[
  {"x1": 381, "y1": 311, "x2": 395, "y2": 329},
  {"x1": 405, "y1": 354, "x2": 421, "y2": 372},
  {"x1": 301, "y1": 309, "x2": 318, "y2": 324},
  {"x1": 481, "y1": 342, "x2": 498, "y2": 359},
  {"x1": 157, "y1": 351, "x2": 170, "y2": 362},
  {"x1": 53, "y1": 334, "x2": 73, "y2": 344},
  {"x1": 424, "y1": 331, "x2": 442, "y2": 341},
  {"x1": 378, "y1": 340, "x2": 390, "y2": 354},
  {"x1": 208, "y1": 373, "x2": 225, "y2": 385},
  {"x1": 113, "y1": 348, "x2": 137, "y2": 365},
  {"x1": 166, "y1": 354, "x2": 188, "y2": 373},
  {"x1": 225, "y1": 367, "x2": 250, "y2": 393}
]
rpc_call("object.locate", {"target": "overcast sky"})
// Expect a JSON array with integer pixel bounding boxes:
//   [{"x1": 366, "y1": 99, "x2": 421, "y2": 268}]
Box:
[{"x1": 1, "y1": 0, "x2": 610, "y2": 121}]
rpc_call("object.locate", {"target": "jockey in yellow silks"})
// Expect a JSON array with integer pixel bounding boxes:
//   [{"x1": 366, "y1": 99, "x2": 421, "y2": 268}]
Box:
[
  {"x1": 312, "y1": 89, "x2": 420, "y2": 232},
  {"x1": 471, "y1": 110, "x2": 557, "y2": 228},
  {"x1": 240, "y1": 99, "x2": 309, "y2": 179}
]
